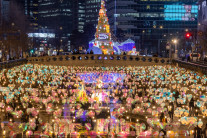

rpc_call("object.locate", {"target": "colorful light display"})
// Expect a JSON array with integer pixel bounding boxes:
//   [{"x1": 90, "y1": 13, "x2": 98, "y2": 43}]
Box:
[
  {"x1": 77, "y1": 73, "x2": 126, "y2": 83},
  {"x1": 93, "y1": 0, "x2": 114, "y2": 55},
  {"x1": 88, "y1": 0, "x2": 136, "y2": 55}
]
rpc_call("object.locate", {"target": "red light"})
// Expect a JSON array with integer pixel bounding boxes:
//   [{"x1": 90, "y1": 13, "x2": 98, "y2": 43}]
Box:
[
  {"x1": 185, "y1": 33, "x2": 192, "y2": 39},
  {"x1": 186, "y1": 33, "x2": 191, "y2": 38}
]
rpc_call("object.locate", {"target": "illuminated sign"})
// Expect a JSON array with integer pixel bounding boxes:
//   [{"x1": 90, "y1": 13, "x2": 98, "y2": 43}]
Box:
[
  {"x1": 99, "y1": 33, "x2": 108, "y2": 40},
  {"x1": 28, "y1": 33, "x2": 55, "y2": 38},
  {"x1": 164, "y1": 5, "x2": 198, "y2": 21}
]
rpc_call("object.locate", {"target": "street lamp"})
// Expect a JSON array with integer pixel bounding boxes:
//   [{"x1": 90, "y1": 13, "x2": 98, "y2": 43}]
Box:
[
  {"x1": 172, "y1": 39, "x2": 178, "y2": 59},
  {"x1": 173, "y1": 39, "x2": 177, "y2": 44}
]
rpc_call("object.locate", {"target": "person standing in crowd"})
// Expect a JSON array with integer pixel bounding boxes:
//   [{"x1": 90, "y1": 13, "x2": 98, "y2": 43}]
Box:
[
  {"x1": 160, "y1": 112, "x2": 167, "y2": 123},
  {"x1": 168, "y1": 102, "x2": 174, "y2": 121},
  {"x1": 189, "y1": 97, "x2": 195, "y2": 116},
  {"x1": 174, "y1": 90, "x2": 179, "y2": 106},
  {"x1": 194, "y1": 125, "x2": 202, "y2": 138},
  {"x1": 202, "y1": 123, "x2": 207, "y2": 138},
  {"x1": 159, "y1": 129, "x2": 166, "y2": 138}
]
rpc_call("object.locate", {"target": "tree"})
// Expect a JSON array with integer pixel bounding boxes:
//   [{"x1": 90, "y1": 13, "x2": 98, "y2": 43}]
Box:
[{"x1": 94, "y1": 0, "x2": 113, "y2": 54}]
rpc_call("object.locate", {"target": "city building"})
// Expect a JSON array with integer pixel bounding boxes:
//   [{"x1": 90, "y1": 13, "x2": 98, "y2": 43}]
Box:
[
  {"x1": 16, "y1": 0, "x2": 104, "y2": 53},
  {"x1": 85, "y1": 0, "x2": 101, "y2": 27},
  {"x1": 24, "y1": 0, "x2": 39, "y2": 31},
  {"x1": 198, "y1": 0, "x2": 207, "y2": 27},
  {"x1": 0, "y1": 0, "x2": 10, "y2": 25},
  {"x1": 73, "y1": 0, "x2": 85, "y2": 33},
  {"x1": 198, "y1": 0, "x2": 207, "y2": 57},
  {"x1": 106, "y1": 0, "x2": 198, "y2": 56},
  {"x1": 0, "y1": 0, "x2": 10, "y2": 60},
  {"x1": 36, "y1": 0, "x2": 78, "y2": 53},
  {"x1": 38, "y1": 0, "x2": 75, "y2": 37},
  {"x1": 36, "y1": 0, "x2": 88, "y2": 53}
]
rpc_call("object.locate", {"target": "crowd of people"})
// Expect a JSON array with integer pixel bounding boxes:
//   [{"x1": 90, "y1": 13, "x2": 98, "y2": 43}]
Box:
[{"x1": 0, "y1": 64, "x2": 206, "y2": 137}]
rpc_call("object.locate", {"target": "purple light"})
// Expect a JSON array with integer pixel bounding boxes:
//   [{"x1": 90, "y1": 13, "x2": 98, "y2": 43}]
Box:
[
  {"x1": 110, "y1": 56, "x2": 114, "y2": 60},
  {"x1": 118, "y1": 42, "x2": 135, "y2": 52},
  {"x1": 89, "y1": 42, "x2": 94, "y2": 49},
  {"x1": 77, "y1": 73, "x2": 126, "y2": 83}
]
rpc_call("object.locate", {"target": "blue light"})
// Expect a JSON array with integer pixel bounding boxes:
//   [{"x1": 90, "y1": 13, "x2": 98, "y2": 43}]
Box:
[
  {"x1": 89, "y1": 42, "x2": 94, "y2": 49},
  {"x1": 118, "y1": 42, "x2": 135, "y2": 52},
  {"x1": 164, "y1": 5, "x2": 198, "y2": 21},
  {"x1": 113, "y1": 46, "x2": 119, "y2": 53}
]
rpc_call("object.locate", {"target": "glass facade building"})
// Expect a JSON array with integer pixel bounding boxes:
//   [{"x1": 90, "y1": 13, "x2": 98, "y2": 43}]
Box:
[
  {"x1": 73, "y1": 0, "x2": 85, "y2": 33},
  {"x1": 107, "y1": 0, "x2": 198, "y2": 55},
  {"x1": 0, "y1": 0, "x2": 10, "y2": 25},
  {"x1": 38, "y1": 0, "x2": 74, "y2": 36},
  {"x1": 198, "y1": 0, "x2": 207, "y2": 29},
  {"x1": 77, "y1": 1, "x2": 85, "y2": 33},
  {"x1": 198, "y1": 0, "x2": 207, "y2": 55},
  {"x1": 24, "y1": 0, "x2": 39, "y2": 31},
  {"x1": 86, "y1": 0, "x2": 101, "y2": 27}
]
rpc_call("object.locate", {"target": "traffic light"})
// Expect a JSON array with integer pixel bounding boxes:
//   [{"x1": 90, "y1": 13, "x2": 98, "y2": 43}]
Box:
[
  {"x1": 185, "y1": 33, "x2": 192, "y2": 39},
  {"x1": 30, "y1": 49, "x2": 34, "y2": 54}
]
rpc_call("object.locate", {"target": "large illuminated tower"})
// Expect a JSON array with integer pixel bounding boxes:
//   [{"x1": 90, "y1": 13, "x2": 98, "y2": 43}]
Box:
[{"x1": 94, "y1": 0, "x2": 113, "y2": 55}]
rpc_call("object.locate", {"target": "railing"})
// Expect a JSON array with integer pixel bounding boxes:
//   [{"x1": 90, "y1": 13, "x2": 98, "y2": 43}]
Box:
[
  {"x1": 173, "y1": 59, "x2": 207, "y2": 75},
  {"x1": 0, "y1": 59, "x2": 27, "y2": 70},
  {"x1": 27, "y1": 55, "x2": 170, "y2": 66}
]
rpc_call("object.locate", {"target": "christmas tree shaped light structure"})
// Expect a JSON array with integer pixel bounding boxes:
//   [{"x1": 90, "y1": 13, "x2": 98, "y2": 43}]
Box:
[{"x1": 94, "y1": 0, "x2": 114, "y2": 55}]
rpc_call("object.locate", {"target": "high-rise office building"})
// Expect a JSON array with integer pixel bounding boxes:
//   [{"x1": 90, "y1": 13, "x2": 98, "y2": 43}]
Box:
[
  {"x1": 24, "y1": 0, "x2": 89, "y2": 52},
  {"x1": 8, "y1": 0, "x2": 39, "y2": 31},
  {"x1": 85, "y1": 0, "x2": 101, "y2": 27},
  {"x1": 198, "y1": 0, "x2": 207, "y2": 55},
  {"x1": 73, "y1": 0, "x2": 85, "y2": 33},
  {"x1": 38, "y1": 0, "x2": 75, "y2": 36},
  {"x1": 0, "y1": 0, "x2": 10, "y2": 59},
  {"x1": 107, "y1": 0, "x2": 198, "y2": 55},
  {"x1": 198, "y1": 0, "x2": 207, "y2": 30},
  {"x1": 0, "y1": 0, "x2": 10, "y2": 25},
  {"x1": 37, "y1": 0, "x2": 79, "y2": 52},
  {"x1": 24, "y1": 0, "x2": 39, "y2": 31}
]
